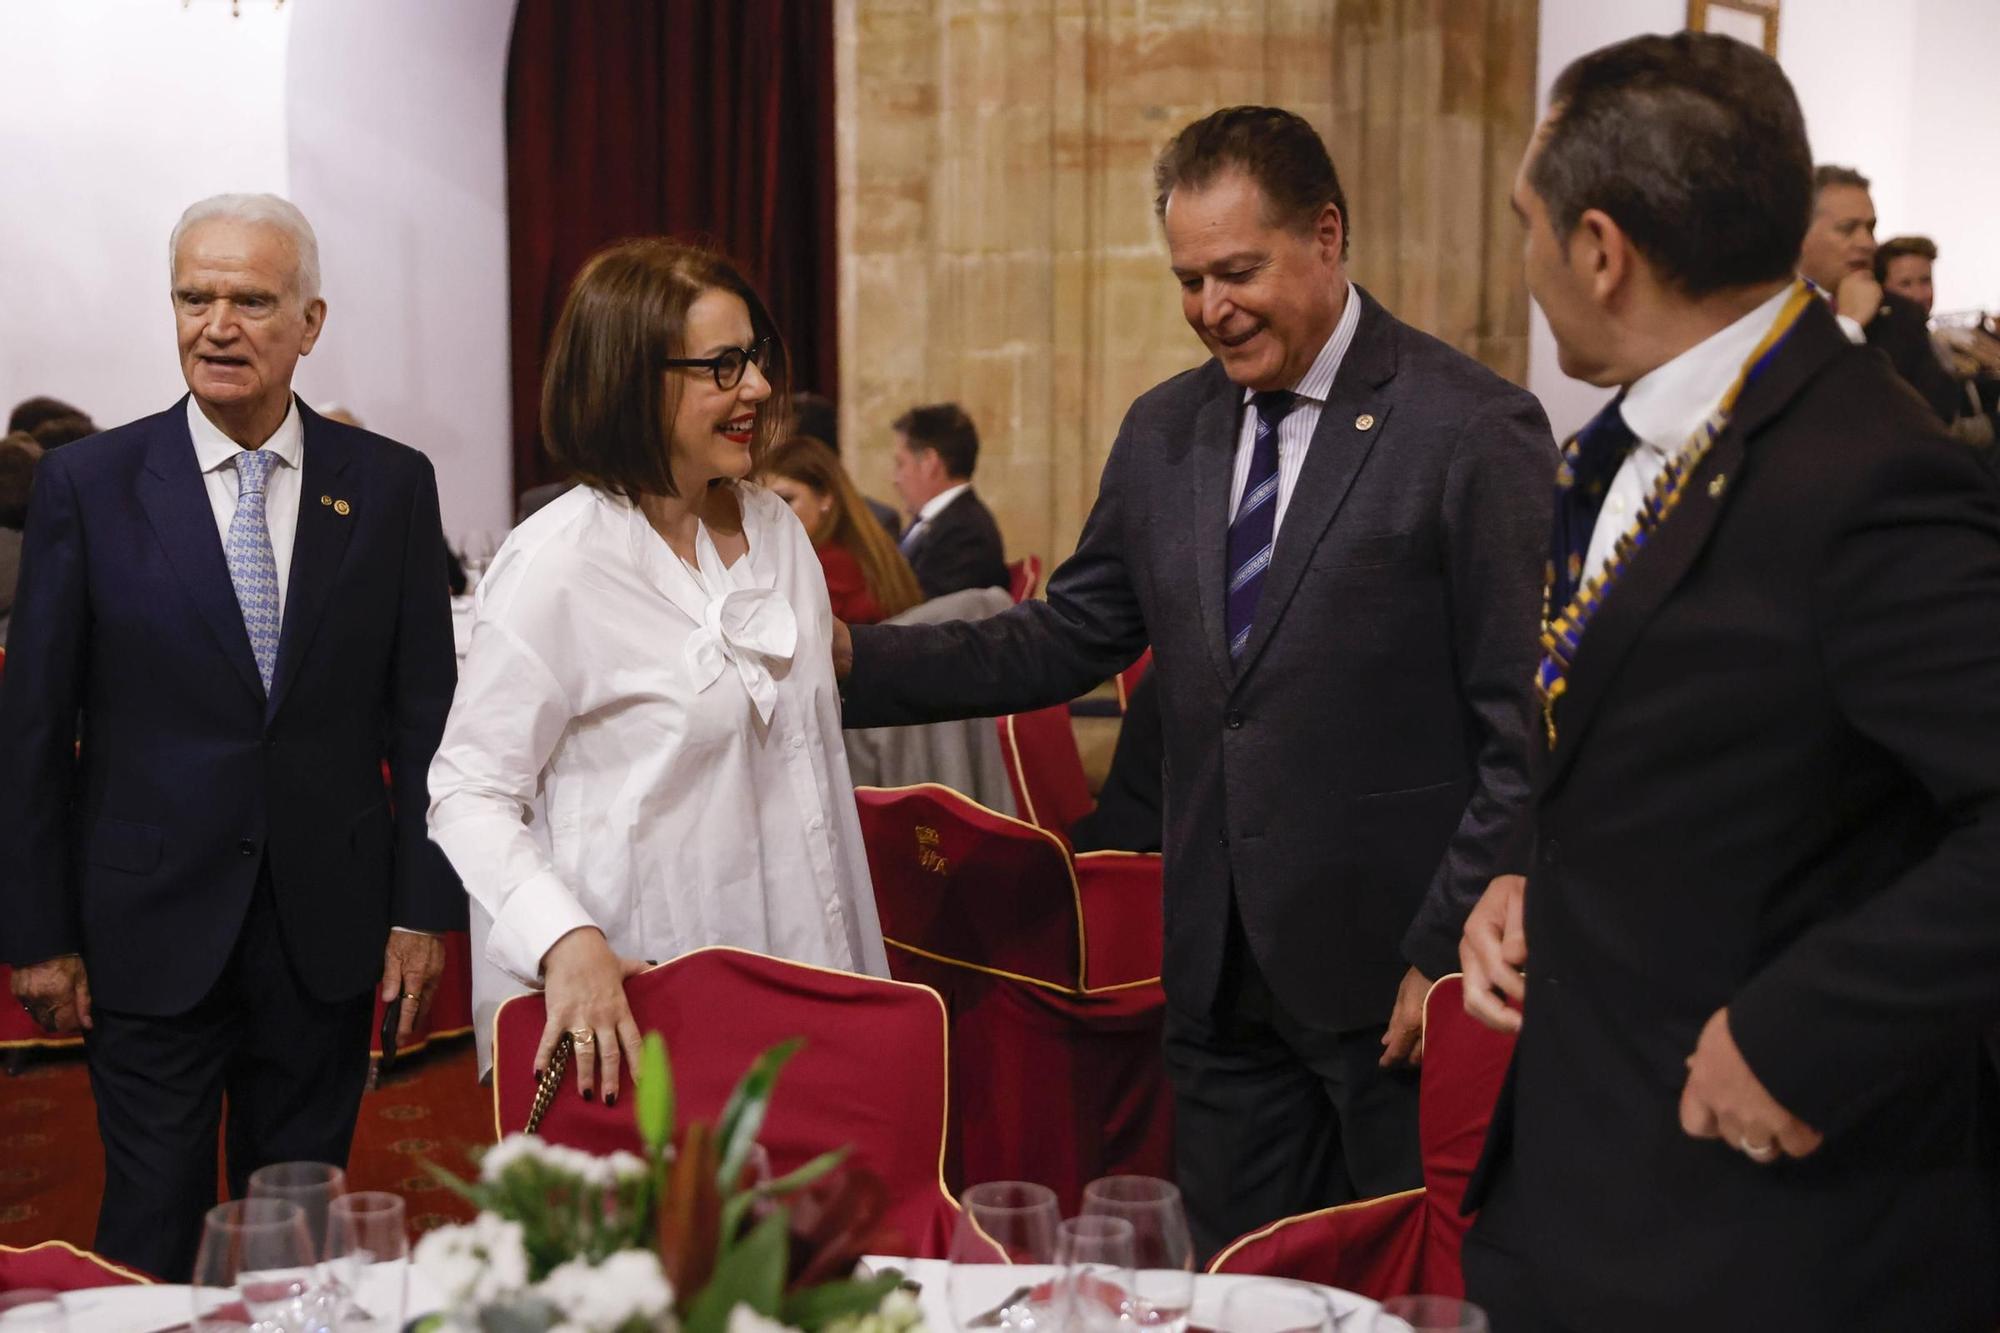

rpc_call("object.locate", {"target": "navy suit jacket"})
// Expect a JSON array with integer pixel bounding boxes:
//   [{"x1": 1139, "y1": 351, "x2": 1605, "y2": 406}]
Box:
[
  {"x1": 904, "y1": 487, "x2": 1009, "y2": 599},
  {"x1": 0, "y1": 398, "x2": 463, "y2": 1016}
]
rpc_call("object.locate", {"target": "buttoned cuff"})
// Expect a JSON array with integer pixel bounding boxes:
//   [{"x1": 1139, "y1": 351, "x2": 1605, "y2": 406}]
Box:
[
  {"x1": 1836, "y1": 313, "x2": 1867, "y2": 345},
  {"x1": 484, "y1": 870, "x2": 597, "y2": 986}
]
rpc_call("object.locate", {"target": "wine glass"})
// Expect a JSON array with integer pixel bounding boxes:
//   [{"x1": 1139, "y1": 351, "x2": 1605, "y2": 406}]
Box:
[
  {"x1": 1080, "y1": 1175, "x2": 1194, "y2": 1333},
  {"x1": 946, "y1": 1181, "x2": 1061, "y2": 1333},
  {"x1": 322, "y1": 1191, "x2": 409, "y2": 1330},
  {"x1": 1216, "y1": 1280, "x2": 1338, "y2": 1333},
  {"x1": 247, "y1": 1162, "x2": 348, "y2": 1258},
  {"x1": 0, "y1": 1290, "x2": 67, "y2": 1332},
  {"x1": 192, "y1": 1198, "x2": 317, "y2": 1332},
  {"x1": 1374, "y1": 1296, "x2": 1488, "y2": 1333},
  {"x1": 459, "y1": 531, "x2": 498, "y2": 587},
  {"x1": 1053, "y1": 1215, "x2": 1136, "y2": 1333}
]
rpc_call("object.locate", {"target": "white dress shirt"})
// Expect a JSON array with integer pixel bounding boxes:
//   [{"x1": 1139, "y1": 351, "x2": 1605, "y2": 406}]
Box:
[
  {"x1": 428, "y1": 482, "x2": 890, "y2": 995},
  {"x1": 188, "y1": 394, "x2": 304, "y2": 620},
  {"x1": 902, "y1": 480, "x2": 971, "y2": 547},
  {"x1": 1226, "y1": 279, "x2": 1361, "y2": 533},
  {"x1": 1581, "y1": 282, "x2": 1794, "y2": 588}
]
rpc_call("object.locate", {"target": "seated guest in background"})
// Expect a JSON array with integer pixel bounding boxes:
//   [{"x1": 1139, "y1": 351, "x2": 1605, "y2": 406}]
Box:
[
  {"x1": 1799, "y1": 165, "x2": 1960, "y2": 421},
  {"x1": 0, "y1": 431, "x2": 44, "y2": 647},
  {"x1": 0, "y1": 193, "x2": 459, "y2": 1280},
  {"x1": 8, "y1": 396, "x2": 95, "y2": 450},
  {"x1": 891, "y1": 402, "x2": 1009, "y2": 598},
  {"x1": 1460, "y1": 33, "x2": 2000, "y2": 1330},
  {"x1": 759, "y1": 435, "x2": 923, "y2": 624},
  {"x1": 1875, "y1": 234, "x2": 2000, "y2": 448},
  {"x1": 429, "y1": 240, "x2": 888, "y2": 1102},
  {"x1": 791, "y1": 389, "x2": 899, "y2": 536}
]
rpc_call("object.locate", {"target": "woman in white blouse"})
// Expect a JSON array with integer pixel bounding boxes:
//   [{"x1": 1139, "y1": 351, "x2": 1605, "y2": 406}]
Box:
[{"x1": 428, "y1": 241, "x2": 888, "y2": 1104}]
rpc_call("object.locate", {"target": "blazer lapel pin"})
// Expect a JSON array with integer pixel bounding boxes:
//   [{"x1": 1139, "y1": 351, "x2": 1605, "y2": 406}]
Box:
[{"x1": 1706, "y1": 474, "x2": 1727, "y2": 499}]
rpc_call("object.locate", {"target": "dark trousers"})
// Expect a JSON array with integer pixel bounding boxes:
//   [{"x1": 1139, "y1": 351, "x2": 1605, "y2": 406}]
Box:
[
  {"x1": 1164, "y1": 912, "x2": 1421, "y2": 1260},
  {"x1": 84, "y1": 866, "x2": 373, "y2": 1281}
]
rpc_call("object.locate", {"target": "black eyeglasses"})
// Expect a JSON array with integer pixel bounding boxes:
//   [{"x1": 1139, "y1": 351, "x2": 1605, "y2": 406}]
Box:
[{"x1": 663, "y1": 336, "x2": 772, "y2": 391}]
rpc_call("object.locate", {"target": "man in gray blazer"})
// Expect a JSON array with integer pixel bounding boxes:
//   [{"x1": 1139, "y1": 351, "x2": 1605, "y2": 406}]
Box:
[{"x1": 836, "y1": 106, "x2": 1555, "y2": 1254}]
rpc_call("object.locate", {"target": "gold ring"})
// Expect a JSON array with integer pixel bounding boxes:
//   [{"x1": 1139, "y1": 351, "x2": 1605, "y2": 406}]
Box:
[{"x1": 568, "y1": 1028, "x2": 596, "y2": 1046}]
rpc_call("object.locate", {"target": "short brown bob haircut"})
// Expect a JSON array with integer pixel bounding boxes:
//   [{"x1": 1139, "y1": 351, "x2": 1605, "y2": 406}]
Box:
[{"x1": 541, "y1": 239, "x2": 791, "y2": 500}]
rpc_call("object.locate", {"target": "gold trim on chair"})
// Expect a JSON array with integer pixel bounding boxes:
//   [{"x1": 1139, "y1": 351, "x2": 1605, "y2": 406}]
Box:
[
  {"x1": 0, "y1": 1238, "x2": 157, "y2": 1285},
  {"x1": 1203, "y1": 1187, "x2": 1429, "y2": 1274}
]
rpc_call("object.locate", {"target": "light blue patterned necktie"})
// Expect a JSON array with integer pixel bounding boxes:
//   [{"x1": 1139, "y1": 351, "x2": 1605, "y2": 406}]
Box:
[{"x1": 225, "y1": 448, "x2": 282, "y2": 691}]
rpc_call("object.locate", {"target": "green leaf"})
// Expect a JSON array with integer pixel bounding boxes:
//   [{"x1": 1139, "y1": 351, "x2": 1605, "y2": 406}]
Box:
[
  {"x1": 716, "y1": 1038, "x2": 802, "y2": 1188},
  {"x1": 761, "y1": 1145, "x2": 849, "y2": 1198},
  {"x1": 683, "y1": 1209, "x2": 791, "y2": 1333},
  {"x1": 636, "y1": 1032, "x2": 674, "y2": 1160},
  {"x1": 781, "y1": 1273, "x2": 904, "y2": 1332},
  {"x1": 419, "y1": 1159, "x2": 490, "y2": 1211}
]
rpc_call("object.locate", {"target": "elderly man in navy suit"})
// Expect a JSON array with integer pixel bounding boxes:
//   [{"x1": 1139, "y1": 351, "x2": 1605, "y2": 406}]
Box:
[{"x1": 0, "y1": 194, "x2": 462, "y2": 1279}]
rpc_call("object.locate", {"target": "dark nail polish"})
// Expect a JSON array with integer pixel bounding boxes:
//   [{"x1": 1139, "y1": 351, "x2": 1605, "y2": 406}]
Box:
[
  {"x1": 533, "y1": 1068, "x2": 543, "y2": 1082},
  {"x1": 604, "y1": 1093, "x2": 617, "y2": 1108},
  {"x1": 582, "y1": 1089, "x2": 594, "y2": 1101}
]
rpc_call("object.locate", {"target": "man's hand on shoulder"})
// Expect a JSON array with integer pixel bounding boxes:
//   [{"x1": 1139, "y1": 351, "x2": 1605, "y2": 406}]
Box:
[
  {"x1": 1679, "y1": 1008, "x2": 1823, "y2": 1165},
  {"x1": 832, "y1": 616, "x2": 854, "y2": 680},
  {"x1": 1460, "y1": 873, "x2": 1526, "y2": 1033},
  {"x1": 1835, "y1": 271, "x2": 1884, "y2": 329},
  {"x1": 10, "y1": 954, "x2": 92, "y2": 1034}
]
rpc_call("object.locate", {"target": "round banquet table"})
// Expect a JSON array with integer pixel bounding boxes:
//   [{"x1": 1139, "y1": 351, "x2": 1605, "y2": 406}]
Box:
[{"x1": 50, "y1": 1254, "x2": 1383, "y2": 1331}]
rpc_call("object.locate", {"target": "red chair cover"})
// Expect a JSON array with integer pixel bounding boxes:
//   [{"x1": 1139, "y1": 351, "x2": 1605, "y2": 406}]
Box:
[
  {"x1": 0, "y1": 1241, "x2": 153, "y2": 1290},
  {"x1": 1207, "y1": 975, "x2": 1515, "y2": 1299},
  {"x1": 492, "y1": 946, "x2": 960, "y2": 1259},
  {"x1": 1006, "y1": 556, "x2": 1042, "y2": 604},
  {"x1": 998, "y1": 705, "x2": 1094, "y2": 838},
  {"x1": 856, "y1": 785, "x2": 1172, "y2": 1214},
  {"x1": 369, "y1": 930, "x2": 476, "y2": 1061},
  {"x1": 1113, "y1": 649, "x2": 1153, "y2": 712}
]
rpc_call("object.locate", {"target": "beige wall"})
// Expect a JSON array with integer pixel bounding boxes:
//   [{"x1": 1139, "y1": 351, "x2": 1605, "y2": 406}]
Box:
[{"x1": 837, "y1": 0, "x2": 1537, "y2": 568}]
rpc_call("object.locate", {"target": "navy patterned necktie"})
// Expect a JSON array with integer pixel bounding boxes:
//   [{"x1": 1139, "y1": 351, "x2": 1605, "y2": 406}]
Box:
[
  {"x1": 225, "y1": 448, "x2": 282, "y2": 691},
  {"x1": 1548, "y1": 393, "x2": 1635, "y2": 616},
  {"x1": 1224, "y1": 390, "x2": 1299, "y2": 661}
]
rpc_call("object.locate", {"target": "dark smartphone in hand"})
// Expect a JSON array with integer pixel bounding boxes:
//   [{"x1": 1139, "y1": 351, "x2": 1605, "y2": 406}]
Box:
[{"x1": 378, "y1": 997, "x2": 400, "y2": 1073}]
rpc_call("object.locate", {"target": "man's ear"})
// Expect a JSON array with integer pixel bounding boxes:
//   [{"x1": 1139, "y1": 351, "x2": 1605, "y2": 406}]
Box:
[
  {"x1": 1316, "y1": 201, "x2": 1345, "y2": 263},
  {"x1": 1572, "y1": 208, "x2": 1629, "y2": 304},
  {"x1": 299, "y1": 298, "x2": 328, "y2": 356}
]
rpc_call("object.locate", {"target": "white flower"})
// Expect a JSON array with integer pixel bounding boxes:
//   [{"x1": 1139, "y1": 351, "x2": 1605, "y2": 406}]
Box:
[
  {"x1": 727, "y1": 1303, "x2": 799, "y2": 1333},
  {"x1": 536, "y1": 1249, "x2": 676, "y2": 1332},
  {"x1": 413, "y1": 1214, "x2": 530, "y2": 1307},
  {"x1": 480, "y1": 1134, "x2": 553, "y2": 1181},
  {"x1": 602, "y1": 1150, "x2": 650, "y2": 1183}
]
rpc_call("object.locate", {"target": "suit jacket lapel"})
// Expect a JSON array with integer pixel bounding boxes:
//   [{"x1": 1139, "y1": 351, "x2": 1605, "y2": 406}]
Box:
[
  {"x1": 268, "y1": 404, "x2": 358, "y2": 720},
  {"x1": 1233, "y1": 287, "x2": 1397, "y2": 681},
  {"x1": 1187, "y1": 374, "x2": 1243, "y2": 689},
  {"x1": 135, "y1": 402, "x2": 264, "y2": 702},
  {"x1": 1544, "y1": 302, "x2": 1849, "y2": 784}
]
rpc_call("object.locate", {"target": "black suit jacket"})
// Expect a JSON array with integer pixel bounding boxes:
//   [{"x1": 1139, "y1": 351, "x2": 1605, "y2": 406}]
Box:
[
  {"x1": 1866, "y1": 288, "x2": 1962, "y2": 422},
  {"x1": 847, "y1": 289, "x2": 1556, "y2": 1028},
  {"x1": 1467, "y1": 300, "x2": 2000, "y2": 1329},
  {"x1": 0, "y1": 399, "x2": 464, "y2": 1016},
  {"x1": 904, "y1": 487, "x2": 1008, "y2": 598}
]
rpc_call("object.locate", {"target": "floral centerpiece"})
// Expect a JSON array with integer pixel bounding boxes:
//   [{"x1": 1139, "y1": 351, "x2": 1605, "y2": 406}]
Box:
[{"x1": 412, "y1": 1036, "x2": 927, "y2": 1333}]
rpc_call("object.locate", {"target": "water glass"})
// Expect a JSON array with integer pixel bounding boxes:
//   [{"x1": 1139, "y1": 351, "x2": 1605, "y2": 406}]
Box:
[
  {"x1": 247, "y1": 1161, "x2": 349, "y2": 1257},
  {"x1": 192, "y1": 1197, "x2": 317, "y2": 1332},
  {"x1": 459, "y1": 531, "x2": 498, "y2": 585},
  {"x1": 1080, "y1": 1176, "x2": 1194, "y2": 1333},
  {"x1": 1374, "y1": 1296, "x2": 1489, "y2": 1333},
  {"x1": 323, "y1": 1191, "x2": 409, "y2": 1330},
  {"x1": 1216, "y1": 1280, "x2": 1338, "y2": 1333},
  {"x1": 946, "y1": 1181, "x2": 1061, "y2": 1333},
  {"x1": 0, "y1": 1290, "x2": 67, "y2": 1332},
  {"x1": 1054, "y1": 1215, "x2": 1136, "y2": 1333}
]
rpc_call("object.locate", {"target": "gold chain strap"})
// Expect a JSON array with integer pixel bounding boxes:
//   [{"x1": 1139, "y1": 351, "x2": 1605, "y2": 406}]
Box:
[{"x1": 523, "y1": 1033, "x2": 573, "y2": 1134}]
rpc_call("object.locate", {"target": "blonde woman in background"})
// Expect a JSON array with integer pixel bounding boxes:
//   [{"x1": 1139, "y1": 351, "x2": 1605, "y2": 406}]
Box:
[{"x1": 759, "y1": 435, "x2": 924, "y2": 624}]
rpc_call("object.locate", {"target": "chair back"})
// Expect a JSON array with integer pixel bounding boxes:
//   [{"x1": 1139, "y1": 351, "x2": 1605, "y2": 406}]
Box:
[
  {"x1": 0, "y1": 1241, "x2": 152, "y2": 1290},
  {"x1": 1006, "y1": 555, "x2": 1042, "y2": 603},
  {"x1": 1113, "y1": 648, "x2": 1152, "y2": 712},
  {"x1": 493, "y1": 946, "x2": 959, "y2": 1257},
  {"x1": 1417, "y1": 974, "x2": 1515, "y2": 1225},
  {"x1": 856, "y1": 783, "x2": 1084, "y2": 989},
  {"x1": 998, "y1": 704, "x2": 1094, "y2": 836},
  {"x1": 1072, "y1": 851, "x2": 1164, "y2": 991}
]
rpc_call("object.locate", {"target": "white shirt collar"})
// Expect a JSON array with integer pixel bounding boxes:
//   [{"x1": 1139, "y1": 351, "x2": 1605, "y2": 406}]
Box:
[
  {"x1": 187, "y1": 394, "x2": 305, "y2": 474},
  {"x1": 917, "y1": 480, "x2": 972, "y2": 524},
  {"x1": 1619, "y1": 283, "x2": 1795, "y2": 458},
  {"x1": 1240, "y1": 278, "x2": 1359, "y2": 407}
]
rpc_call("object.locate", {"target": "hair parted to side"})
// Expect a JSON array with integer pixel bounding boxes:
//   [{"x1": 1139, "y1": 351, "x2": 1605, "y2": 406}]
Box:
[
  {"x1": 1533, "y1": 32, "x2": 1812, "y2": 297},
  {"x1": 1813, "y1": 164, "x2": 1871, "y2": 195},
  {"x1": 759, "y1": 436, "x2": 924, "y2": 619},
  {"x1": 893, "y1": 402, "x2": 980, "y2": 480},
  {"x1": 1874, "y1": 234, "x2": 1938, "y2": 282},
  {"x1": 1152, "y1": 105, "x2": 1350, "y2": 256},
  {"x1": 541, "y1": 239, "x2": 791, "y2": 501},
  {"x1": 170, "y1": 194, "x2": 322, "y2": 304}
]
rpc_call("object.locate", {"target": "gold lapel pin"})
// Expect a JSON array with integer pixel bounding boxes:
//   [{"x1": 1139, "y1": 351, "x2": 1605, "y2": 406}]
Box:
[
  {"x1": 1707, "y1": 475, "x2": 1727, "y2": 499},
  {"x1": 333, "y1": 499, "x2": 352, "y2": 516},
  {"x1": 320, "y1": 495, "x2": 332, "y2": 506},
  {"x1": 1355, "y1": 413, "x2": 1376, "y2": 431}
]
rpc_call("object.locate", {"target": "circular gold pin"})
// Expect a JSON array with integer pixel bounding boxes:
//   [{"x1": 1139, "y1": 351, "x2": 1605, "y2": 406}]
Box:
[
  {"x1": 1355, "y1": 413, "x2": 1375, "y2": 431},
  {"x1": 333, "y1": 499, "x2": 351, "y2": 516},
  {"x1": 320, "y1": 494, "x2": 332, "y2": 506},
  {"x1": 1706, "y1": 475, "x2": 1727, "y2": 499}
]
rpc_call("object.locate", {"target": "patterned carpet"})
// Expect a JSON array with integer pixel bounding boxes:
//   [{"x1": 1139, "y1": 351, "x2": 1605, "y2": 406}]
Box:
[{"x1": 0, "y1": 1036, "x2": 489, "y2": 1251}]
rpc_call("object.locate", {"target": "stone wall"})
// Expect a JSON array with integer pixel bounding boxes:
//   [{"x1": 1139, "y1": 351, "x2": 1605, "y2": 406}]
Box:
[{"x1": 836, "y1": 0, "x2": 1538, "y2": 567}]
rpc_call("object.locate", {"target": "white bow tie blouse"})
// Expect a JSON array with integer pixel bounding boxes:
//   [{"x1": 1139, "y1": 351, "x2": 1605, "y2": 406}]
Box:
[{"x1": 427, "y1": 482, "x2": 889, "y2": 1003}]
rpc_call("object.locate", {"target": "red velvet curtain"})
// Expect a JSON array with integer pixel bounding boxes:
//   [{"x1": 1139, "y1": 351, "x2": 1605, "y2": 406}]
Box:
[{"x1": 505, "y1": 0, "x2": 838, "y2": 501}]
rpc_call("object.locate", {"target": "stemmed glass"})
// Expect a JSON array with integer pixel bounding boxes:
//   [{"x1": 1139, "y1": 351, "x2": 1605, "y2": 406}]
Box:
[
  {"x1": 459, "y1": 531, "x2": 498, "y2": 588},
  {"x1": 191, "y1": 1198, "x2": 317, "y2": 1332},
  {"x1": 1374, "y1": 1296, "x2": 1489, "y2": 1332},
  {"x1": 1052, "y1": 1215, "x2": 1136, "y2": 1333},
  {"x1": 1079, "y1": 1175, "x2": 1195, "y2": 1333},
  {"x1": 322, "y1": 1191, "x2": 410, "y2": 1330},
  {"x1": 1216, "y1": 1280, "x2": 1340, "y2": 1333},
  {"x1": 247, "y1": 1162, "x2": 348, "y2": 1259},
  {"x1": 946, "y1": 1181, "x2": 1061, "y2": 1333}
]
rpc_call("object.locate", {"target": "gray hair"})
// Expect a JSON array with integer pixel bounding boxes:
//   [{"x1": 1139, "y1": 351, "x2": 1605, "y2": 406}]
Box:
[{"x1": 169, "y1": 193, "x2": 322, "y2": 305}]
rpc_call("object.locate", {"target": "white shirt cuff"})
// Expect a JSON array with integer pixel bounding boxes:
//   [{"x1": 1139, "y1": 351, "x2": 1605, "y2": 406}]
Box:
[
  {"x1": 388, "y1": 927, "x2": 440, "y2": 937},
  {"x1": 485, "y1": 870, "x2": 598, "y2": 986},
  {"x1": 1836, "y1": 313, "x2": 1867, "y2": 345}
]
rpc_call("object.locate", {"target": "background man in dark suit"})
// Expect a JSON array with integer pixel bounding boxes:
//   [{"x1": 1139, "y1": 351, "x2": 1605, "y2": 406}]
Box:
[
  {"x1": 1461, "y1": 34, "x2": 2000, "y2": 1330},
  {"x1": 0, "y1": 194, "x2": 462, "y2": 1280},
  {"x1": 838, "y1": 106, "x2": 1554, "y2": 1255},
  {"x1": 889, "y1": 401, "x2": 1009, "y2": 598}
]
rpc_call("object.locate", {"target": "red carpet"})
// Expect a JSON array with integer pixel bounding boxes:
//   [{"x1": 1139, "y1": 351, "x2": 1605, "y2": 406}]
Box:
[{"x1": 0, "y1": 1037, "x2": 489, "y2": 1251}]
